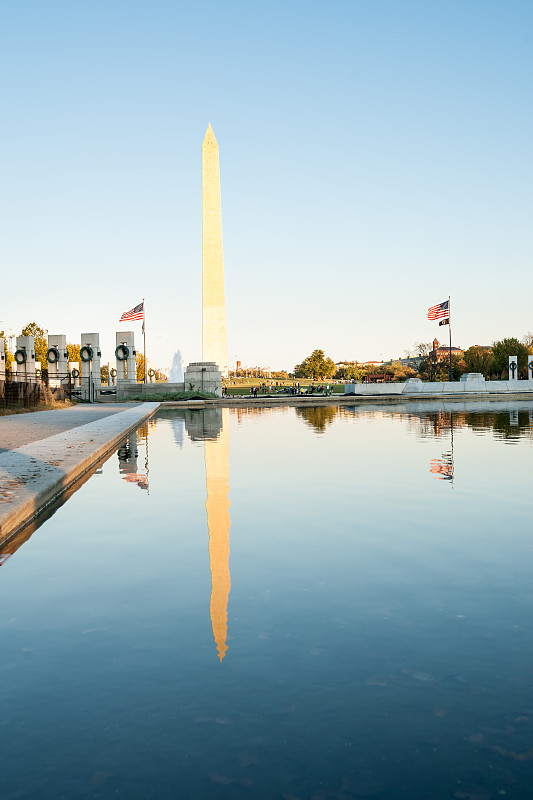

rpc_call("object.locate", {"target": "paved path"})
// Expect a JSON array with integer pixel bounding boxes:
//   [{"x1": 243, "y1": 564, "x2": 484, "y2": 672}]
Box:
[
  {"x1": 0, "y1": 404, "x2": 137, "y2": 453},
  {"x1": 0, "y1": 403, "x2": 160, "y2": 543}
]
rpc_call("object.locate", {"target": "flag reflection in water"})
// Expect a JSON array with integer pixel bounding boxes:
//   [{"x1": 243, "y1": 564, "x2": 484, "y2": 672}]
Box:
[
  {"x1": 429, "y1": 452, "x2": 454, "y2": 481},
  {"x1": 429, "y1": 411, "x2": 454, "y2": 484},
  {"x1": 204, "y1": 410, "x2": 231, "y2": 662},
  {"x1": 118, "y1": 424, "x2": 150, "y2": 492}
]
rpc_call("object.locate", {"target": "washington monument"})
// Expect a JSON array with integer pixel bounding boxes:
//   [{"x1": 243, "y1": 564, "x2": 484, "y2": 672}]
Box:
[{"x1": 202, "y1": 123, "x2": 228, "y2": 376}]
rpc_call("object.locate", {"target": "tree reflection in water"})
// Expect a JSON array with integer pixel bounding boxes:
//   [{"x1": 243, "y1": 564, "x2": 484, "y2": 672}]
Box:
[{"x1": 295, "y1": 405, "x2": 338, "y2": 433}]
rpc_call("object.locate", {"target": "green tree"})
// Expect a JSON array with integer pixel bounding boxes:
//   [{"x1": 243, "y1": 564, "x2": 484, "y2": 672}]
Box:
[
  {"x1": 491, "y1": 338, "x2": 529, "y2": 378},
  {"x1": 463, "y1": 346, "x2": 494, "y2": 377},
  {"x1": 419, "y1": 354, "x2": 466, "y2": 381},
  {"x1": 20, "y1": 321, "x2": 47, "y2": 367},
  {"x1": 385, "y1": 360, "x2": 417, "y2": 382},
  {"x1": 294, "y1": 349, "x2": 336, "y2": 380},
  {"x1": 343, "y1": 364, "x2": 364, "y2": 381}
]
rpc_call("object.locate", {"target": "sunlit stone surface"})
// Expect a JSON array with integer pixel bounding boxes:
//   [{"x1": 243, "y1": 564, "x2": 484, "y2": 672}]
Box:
[{"x1": 202, "y1": 124, "x2": 228, "y2": 376}]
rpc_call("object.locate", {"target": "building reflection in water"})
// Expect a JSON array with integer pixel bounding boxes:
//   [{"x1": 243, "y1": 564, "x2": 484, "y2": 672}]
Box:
[{"x1": 117, "y1": 426, "x2": 149, "y2": 491}]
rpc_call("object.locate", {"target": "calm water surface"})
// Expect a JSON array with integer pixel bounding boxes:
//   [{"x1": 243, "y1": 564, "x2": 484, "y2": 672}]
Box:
[{"x1": 1, "y1": 403, "x2": 533, "y2": 800}]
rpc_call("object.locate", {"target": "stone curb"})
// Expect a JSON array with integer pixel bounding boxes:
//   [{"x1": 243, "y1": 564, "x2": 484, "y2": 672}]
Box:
[
  {"x1": 160, "y1": 392, "x2": 533, "y2": 409},
  {"x1": 0, "y1": 402, "x2": 160, "y2": 545}
]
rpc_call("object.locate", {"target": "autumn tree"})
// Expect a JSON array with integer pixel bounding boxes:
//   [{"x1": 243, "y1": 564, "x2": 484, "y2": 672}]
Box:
[
  {"x1": 67, "y1": 343, "x2": 81, "y2": 363},
  {"x1": 0, "y1": 331, "x2": 14, "y2": 375},
  {"x1": 136, "y1": 352, "x2": 145, "y2": 382},
  {"x1": 20, "y1": 321, "x2": 47, "y2": 367}
]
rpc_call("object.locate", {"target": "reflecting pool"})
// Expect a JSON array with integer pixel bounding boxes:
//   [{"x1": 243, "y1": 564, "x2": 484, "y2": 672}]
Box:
[{"x1": 1, "y1": 402, "x2": 533, "y2": 800}]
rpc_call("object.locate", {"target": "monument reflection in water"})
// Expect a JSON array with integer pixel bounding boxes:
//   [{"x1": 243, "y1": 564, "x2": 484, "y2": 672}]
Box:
[
  {"x1": 115, "y1": 408, "x2": 232, "y2": 661},
  {"x1": 204, "y1": 413, "x2": 231, "y2": 661},
  {"x1": 174, "y1": 407, "x2": 231, "y2": 661}
]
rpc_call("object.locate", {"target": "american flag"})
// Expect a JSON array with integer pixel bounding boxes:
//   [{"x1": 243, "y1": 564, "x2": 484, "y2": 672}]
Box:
[
  {"x1": 120, "y1": 302, "x2": 144, "y2": 322},
  {"x1": 427, "y1": 300, "x2": 449, "y2": 321}
]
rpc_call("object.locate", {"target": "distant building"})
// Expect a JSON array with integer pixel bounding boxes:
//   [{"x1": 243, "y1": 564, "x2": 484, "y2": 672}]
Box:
[
  {"x1": 429, "y1": 338, "x2": 464, "y2": 363},
  {"x1": 335, "y1": 361, "x2": 359, "y2": 369},
  {"x1": 363, "y1": 373, "x2": 392, "y2": 383},
  {"x1": 469, "y1": 345, "x2": 492, "y2": 353},
  {"x1": 399, "y1": 356, "x2": 424, "y2": 369}
]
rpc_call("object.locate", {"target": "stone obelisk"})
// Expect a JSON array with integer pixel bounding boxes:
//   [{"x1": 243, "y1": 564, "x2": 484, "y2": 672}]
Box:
[{"x1": 202, "y1": 123, "x2": 228, "y2": 376}]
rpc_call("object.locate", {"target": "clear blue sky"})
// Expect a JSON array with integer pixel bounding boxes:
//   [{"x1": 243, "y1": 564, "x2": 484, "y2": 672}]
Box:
[{"x1": 1, "y1": 0, "x2": 531, "y2": 371}]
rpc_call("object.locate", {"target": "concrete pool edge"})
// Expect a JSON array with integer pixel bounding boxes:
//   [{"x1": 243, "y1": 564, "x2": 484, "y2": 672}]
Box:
[
  {"x1": 0, "y1": 402, "x2": 160, "y2": 545},
  {"x1": 159, "y1": 392, "x2": 533, "y2": 409}
]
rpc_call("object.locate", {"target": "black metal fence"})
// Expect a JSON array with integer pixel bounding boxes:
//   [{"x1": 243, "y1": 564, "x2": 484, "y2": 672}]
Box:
[{"x1": 0, "y1": 377, "x2": 73, "y2": 410}]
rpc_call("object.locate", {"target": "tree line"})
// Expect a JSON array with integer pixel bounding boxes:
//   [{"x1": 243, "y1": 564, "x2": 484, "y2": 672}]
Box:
[{"x1": 294, "y1": 335, "x2": 533, "y2": 382}]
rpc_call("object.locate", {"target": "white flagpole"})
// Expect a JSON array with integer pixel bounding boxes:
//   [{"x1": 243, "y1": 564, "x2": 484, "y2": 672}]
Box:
[
  {"x1": 143, "y1": 298, "x2": 146, "y2": 384},
  {"x1": 448, "y1": 295, "x2": 453, "y2": 381}
]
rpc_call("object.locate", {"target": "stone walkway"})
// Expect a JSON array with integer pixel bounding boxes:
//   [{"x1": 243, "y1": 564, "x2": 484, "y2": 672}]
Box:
[
  {"x1": 0, "y1": 403, "x2": 159, "y2": 543},
  {"x1": 0, "y1": 404, "x2": 137, "y2": 453}
]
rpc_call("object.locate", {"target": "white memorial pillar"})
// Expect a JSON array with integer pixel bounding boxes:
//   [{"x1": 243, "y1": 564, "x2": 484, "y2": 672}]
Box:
[
  {"x1": 115, "y1": 331, "x2": 136, "y2": 385},
  {"x1": 80, "y1": 333, "x2": 101, "y2": 401},
  {"x1": 528, "y1": 355, "x2": 533, "y2": 382},
  {"x1": 0, "y1": 338, "x2": 5, "y2": 381},
  {"x1": 508, "y1": 356, "x2": 518, "y2": 381},
  {"x1": 69, "y1": 362, "x2": 81, "y2": 388},
  {"x1": 47, "y1": 335, "x2": 68, "y2": 386},
  {"x1": 14, "y1": 336, "x2": 37, "y2": 382}
]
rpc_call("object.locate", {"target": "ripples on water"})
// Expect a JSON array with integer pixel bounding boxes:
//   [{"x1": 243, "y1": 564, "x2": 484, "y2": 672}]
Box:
[{"x1": 0, "y1": 402, "x2": 532, "y2": 800}]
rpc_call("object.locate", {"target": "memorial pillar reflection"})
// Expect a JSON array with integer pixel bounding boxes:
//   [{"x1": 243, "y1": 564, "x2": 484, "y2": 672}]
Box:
[{"x1": 204, "y1": 409, "x2": 231, "y2": 661}]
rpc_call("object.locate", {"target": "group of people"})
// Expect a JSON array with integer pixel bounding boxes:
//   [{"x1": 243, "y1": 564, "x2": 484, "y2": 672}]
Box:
[
  {"x1": 288, "y1": 383, "x2": 332, "y2": 396},
  {"x1": 221, "y1": 382, "x2": 333, "y2": 398},
  {"x1": 245, "y1": 383, "x2": 333, "y2": 397}
]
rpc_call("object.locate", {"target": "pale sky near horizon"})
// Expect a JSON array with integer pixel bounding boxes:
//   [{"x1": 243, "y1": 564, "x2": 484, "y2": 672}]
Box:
[{"x1": 1, "y1": 0, "x2": 531, "y2": 372}]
